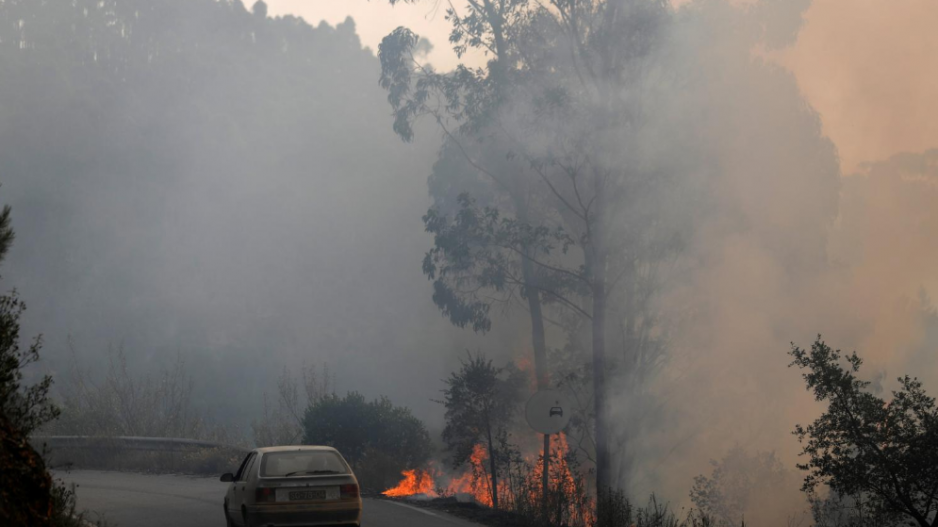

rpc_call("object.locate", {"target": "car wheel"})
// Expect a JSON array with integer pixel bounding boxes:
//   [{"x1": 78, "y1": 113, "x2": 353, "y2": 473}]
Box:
[{"x1": 241, "y1": 507, "x2": 252, "y2": 527}]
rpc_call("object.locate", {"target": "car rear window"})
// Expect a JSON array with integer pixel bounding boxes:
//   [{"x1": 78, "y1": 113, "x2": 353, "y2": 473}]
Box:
[{"x1": 260, "y1": 450, "x2": 349, "y2": 477}]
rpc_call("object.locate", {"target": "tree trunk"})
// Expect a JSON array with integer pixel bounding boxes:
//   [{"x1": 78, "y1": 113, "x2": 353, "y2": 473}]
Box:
[
  {"x1": 523, "y1": 258, "x2": 550, "y2": 390},
  {"x1": 588, "y1": 197, "x2": 612, "y2": 522},
  {"x1": 517, "y1": 198, "x2": 552, "y2": 518},
  {"x1": 486, "y1": 426, "x2": 499, "y2": 510},
  {"x1": 481, "y1": 0, "x2": 507, "y2": 84},
  {"x1": 524, "y1": 265, "x2": 551, "y2": 516}
]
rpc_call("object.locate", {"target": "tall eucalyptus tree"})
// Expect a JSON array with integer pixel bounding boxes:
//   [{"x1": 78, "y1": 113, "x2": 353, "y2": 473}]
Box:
[{"x1": 377, "y1": 0, "x2": 669, "y2": 507}]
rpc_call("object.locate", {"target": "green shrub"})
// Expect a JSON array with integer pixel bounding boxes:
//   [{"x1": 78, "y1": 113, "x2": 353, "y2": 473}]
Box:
[{"x1": 303, "y1": 392, "x2": 431, "y2": 491}]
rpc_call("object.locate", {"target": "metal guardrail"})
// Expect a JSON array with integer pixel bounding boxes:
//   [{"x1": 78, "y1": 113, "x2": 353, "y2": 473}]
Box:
[{"x1": 30, "y1": 435, "x2": 248, "y2": 453}]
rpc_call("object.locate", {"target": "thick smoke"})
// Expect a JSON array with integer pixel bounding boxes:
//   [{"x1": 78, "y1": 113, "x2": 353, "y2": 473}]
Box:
[
  {"x1": 416, "y1": 0, "x2": 938, "y2": 520},
  {"x1": 0, "y1": 1, "x2": 933, "y2": 523},
  {"x1": 776, "y1": 0, "x2": 938, "y2": 173},
  {"x1": 0, "y1": 0, "x2": 479, "y2": 428},
  {"x1": 592, "y1": 1, "x2": 938, "y2": 521}
]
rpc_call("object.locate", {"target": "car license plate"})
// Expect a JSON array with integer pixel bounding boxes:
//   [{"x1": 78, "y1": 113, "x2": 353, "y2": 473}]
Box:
[{"x1": 276, "y1": 487, "x2": 339, "y2": 502}]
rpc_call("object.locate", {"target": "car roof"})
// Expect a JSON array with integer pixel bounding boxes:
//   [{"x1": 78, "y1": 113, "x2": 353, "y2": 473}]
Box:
[{"x1": 253, "y1": 445, "x2": 341, "y2": 454}]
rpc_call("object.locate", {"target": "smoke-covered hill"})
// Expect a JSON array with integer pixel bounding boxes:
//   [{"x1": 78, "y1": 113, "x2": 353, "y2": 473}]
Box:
[{"x1": 0, "y1": 0, "x2": 474, "y2": 426}]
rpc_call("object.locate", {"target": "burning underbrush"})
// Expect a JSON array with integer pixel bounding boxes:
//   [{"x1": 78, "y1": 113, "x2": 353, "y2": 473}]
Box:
[{"x1": 382, "y1": 434, "x2": 594, "y2": 527}]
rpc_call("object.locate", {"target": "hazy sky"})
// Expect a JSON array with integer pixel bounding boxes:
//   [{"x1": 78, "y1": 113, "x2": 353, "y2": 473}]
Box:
[
  {"x1": 266, "y1": 0, "x2": 463, "y2": 68},
  {"x1": 267, "y1": 0, "x2": 938, "y2": 173}
]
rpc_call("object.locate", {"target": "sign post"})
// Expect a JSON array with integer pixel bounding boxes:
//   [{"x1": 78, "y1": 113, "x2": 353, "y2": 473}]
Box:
[{"x1": 525, "y1": 389, "x2": 572, "y2": 518}]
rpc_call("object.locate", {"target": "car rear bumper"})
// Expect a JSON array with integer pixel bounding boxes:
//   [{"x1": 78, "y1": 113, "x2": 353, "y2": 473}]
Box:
[{"x1": 246, "y1": 499, "x2": 362, "y2": 527}]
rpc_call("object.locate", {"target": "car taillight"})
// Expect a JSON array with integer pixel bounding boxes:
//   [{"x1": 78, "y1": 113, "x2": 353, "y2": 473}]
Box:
[
  {"x1": 255, "y1": 487, "x2": 274, "y2": 503},
  {"x1": 340, "y1": 484, "x2": 359, "y2": 498}
]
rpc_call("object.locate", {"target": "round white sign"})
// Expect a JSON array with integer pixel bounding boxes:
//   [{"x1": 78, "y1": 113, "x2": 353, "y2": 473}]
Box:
[{"x1": 525, "y1": 389, "x2": 571, "y2": 435}]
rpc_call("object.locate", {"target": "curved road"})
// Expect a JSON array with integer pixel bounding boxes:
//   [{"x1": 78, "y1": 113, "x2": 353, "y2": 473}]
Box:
[{"x1": 56, "y1": 470, "x2": 477, "y2": 527}]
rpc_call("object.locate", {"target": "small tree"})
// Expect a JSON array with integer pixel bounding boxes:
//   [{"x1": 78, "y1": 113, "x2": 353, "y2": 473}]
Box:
[
  {"x1": 789, "y1": 337, "x2": 938, "y2": 527},
  {"x1": 0, "y1": 201, "x2": 57, "y2": 526},
  {"x1": 691, "y1": 446, "x2": 798, "y2": 526},
  {"x1": 0, "y1": 204, "x2": 57, "y2": 436},
  {"x1": 441, "y1": 353, "x2": 525, "y2": 510},
  {"x1": 0, "y1": 199, "x2": 99, "y2": 526}
]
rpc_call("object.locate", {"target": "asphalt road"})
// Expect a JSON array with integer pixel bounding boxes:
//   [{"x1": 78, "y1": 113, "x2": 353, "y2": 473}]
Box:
[{"x1": 55, "y1": 470, "x2": 478, "y2": 527}]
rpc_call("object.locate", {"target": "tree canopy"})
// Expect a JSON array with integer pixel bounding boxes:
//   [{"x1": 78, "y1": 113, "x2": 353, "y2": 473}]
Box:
[{"x1": 790, "y1": 338, "x2": 938, "y2": 527}]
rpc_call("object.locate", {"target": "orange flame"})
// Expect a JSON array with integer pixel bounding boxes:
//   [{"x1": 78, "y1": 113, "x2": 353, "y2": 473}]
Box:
[
  {"x1": 444, "y1": 443, "x2": 501, "y2": 506},
  {"x1": 524, "y1": 434, "x2": 596, "y2": 525},
  {"x1": 528, "y1": 433, "x2": 575, "y2": 495},
  {"x1": 382, "y1": 432, "x2": 593, "y2": 523},
  {"x1": 382, "y1": 469, "x2": 438, "y2": 497}
]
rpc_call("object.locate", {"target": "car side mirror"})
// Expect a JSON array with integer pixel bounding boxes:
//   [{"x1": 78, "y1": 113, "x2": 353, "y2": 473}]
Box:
[{"x1": 220, "y1": 473, "x2": 234, "y2": 482}]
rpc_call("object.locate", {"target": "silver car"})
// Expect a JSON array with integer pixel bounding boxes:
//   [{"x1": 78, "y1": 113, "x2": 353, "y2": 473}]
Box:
[{"x1": 221, "y1": 446, "x2": 362, "y2": 527}]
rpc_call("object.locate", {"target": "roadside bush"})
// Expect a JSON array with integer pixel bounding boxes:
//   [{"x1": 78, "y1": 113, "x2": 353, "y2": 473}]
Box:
[
  {"x1": 1, "y1": 410, "x2": 53, "y2": 525},
  {"x1": 303, "y1": 392, "x2": 432, "y2": 492},
  {"x1": 50, "y1": 481, "x2": 110, "y2": 527}
]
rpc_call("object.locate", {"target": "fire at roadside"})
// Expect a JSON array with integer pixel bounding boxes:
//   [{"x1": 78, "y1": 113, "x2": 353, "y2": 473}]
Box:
[{"x1": 380, "y1": 433, "x2": 594, "y2": 527}]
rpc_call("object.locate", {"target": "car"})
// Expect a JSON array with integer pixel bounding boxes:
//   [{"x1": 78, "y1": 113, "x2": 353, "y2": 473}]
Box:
[{"x1": 221, "y1": 446, "x2": 362, "y2": 527}]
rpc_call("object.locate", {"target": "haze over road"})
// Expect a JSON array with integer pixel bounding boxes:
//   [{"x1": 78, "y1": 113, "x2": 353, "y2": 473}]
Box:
[{"x1": 56, "y1": 471, "x2": 478, "y2": 527}]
